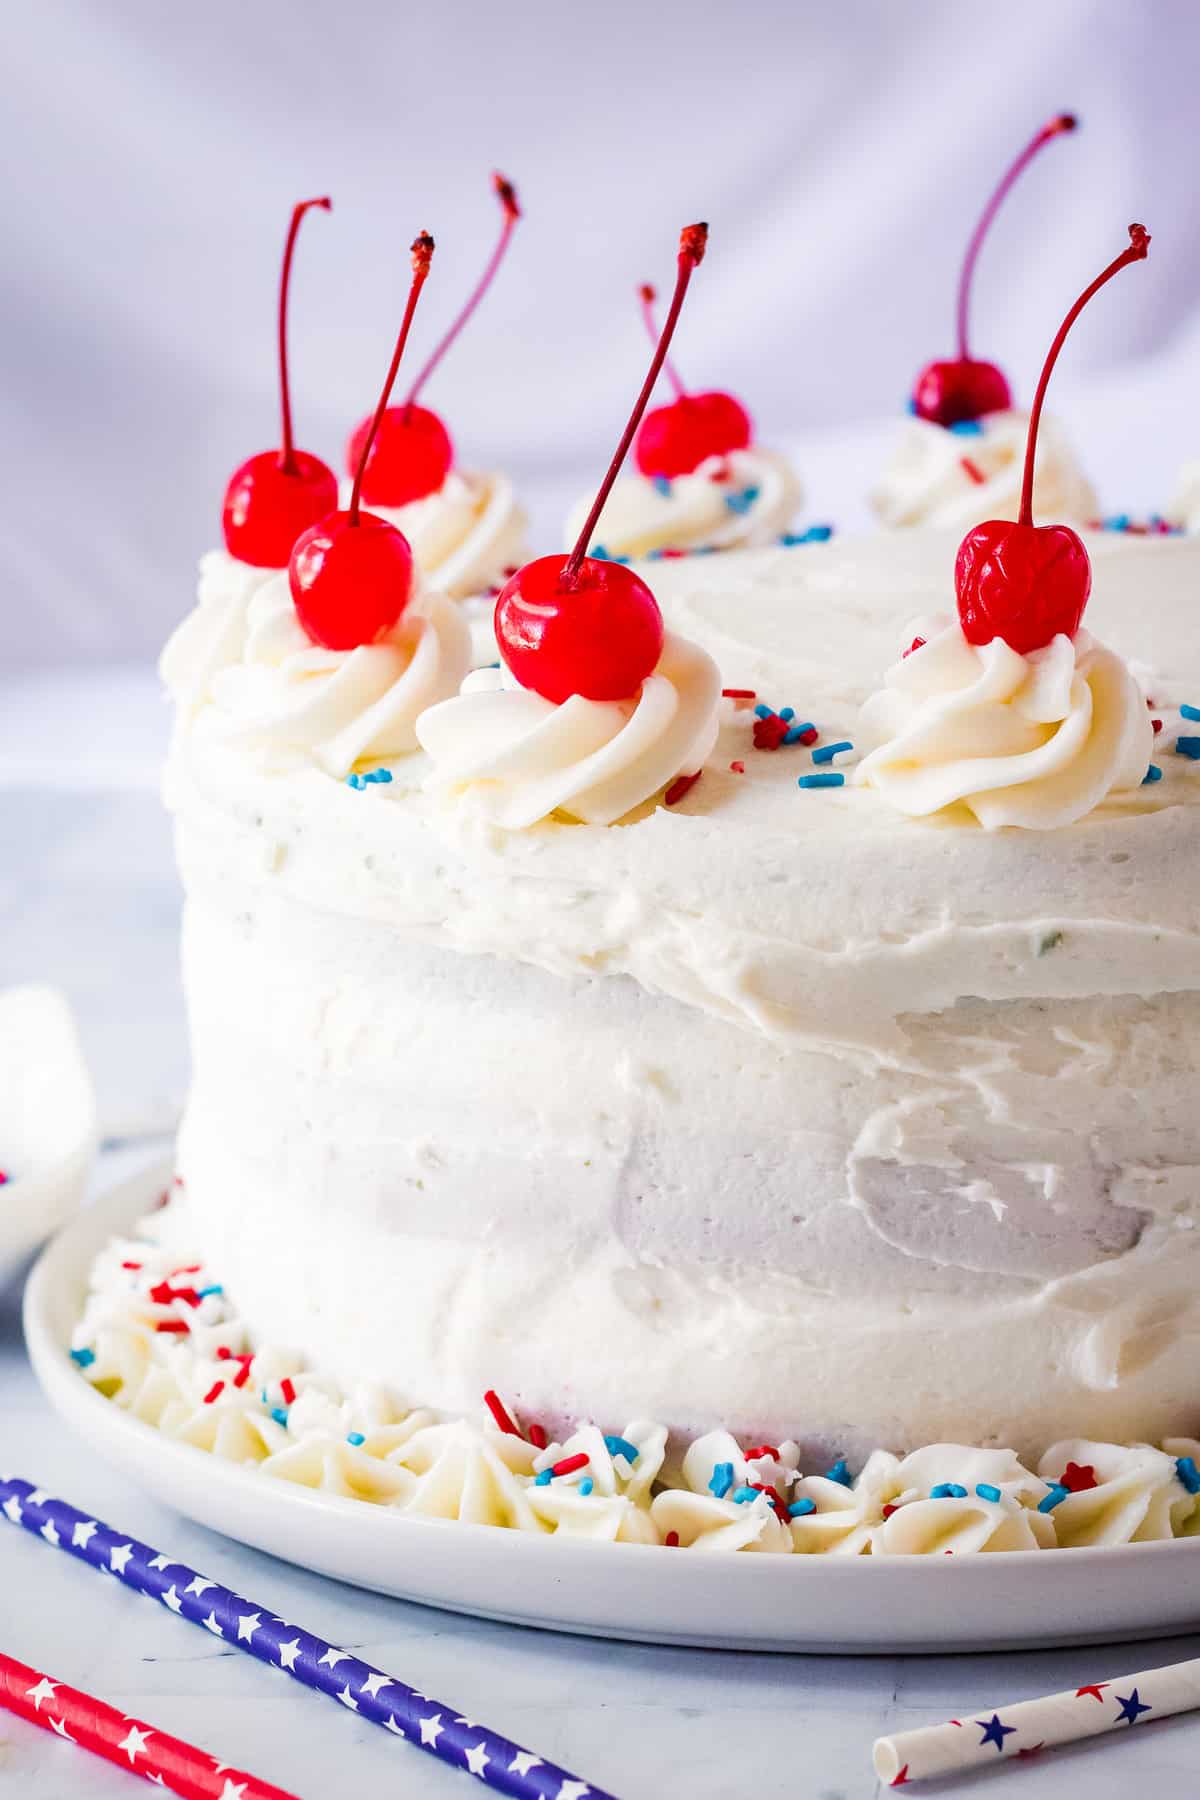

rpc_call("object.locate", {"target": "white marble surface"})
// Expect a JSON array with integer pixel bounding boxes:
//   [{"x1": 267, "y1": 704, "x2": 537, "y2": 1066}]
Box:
[{"x1": 3, "y1": 671, "x2": 1200, "y2": 1799}]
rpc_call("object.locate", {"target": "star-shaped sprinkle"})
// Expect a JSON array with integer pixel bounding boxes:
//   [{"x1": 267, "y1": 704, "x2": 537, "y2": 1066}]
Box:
[
  {"x1": 318, "y1": 1647, "x2": 350, "y2": 1669},
  {"x1": 72, "y1": 1520, "x2": 98, "y2": 1548},
  {"x1": 976, "y1": 1714, "x2": 1017, "y2": 1752},
  {"x1": 40, "y1": 1520, "x2": 60, "y2": 1546},
  {"x1": 1116, "y1": 1688, "x2": 1152, "y2": 1724},
  {"x1": 419, "y1": 1713, "x2": 444, "y2": 1747},
  {"x1": 236, "y1": 1613, "x2": 262, "y2": 1643},
  {"x1": 509, "y1": 1752, "x2": 543, "y2": 1776},
  {"x1": 162, "y1": 1586, "x2": 183, "y2": 1614},
  {"x1": 360, "y1": 1673, "x2": 392, "y2": 1700},
  {"x1": 1076, "y1": 1683, "x2": 1109, "y2": 1701},
  {"x1": 337, "y1": 1686, "x2": 359, "y2": 1711},
  {"x1": 109, "y1": 1542, "x2": 134, "y2": 1575},
  {"x1": 276, "y1": 1638, "x2": 302, "y2": 1671},
  {"x1": 464, "y1": 1741, "x2": 490, "y2": 1777},
  {"x1": 24, "y1": 1678, "x2": 58, "y2": 1712},
  {"x1": 117, "y1": 1724, "x2": 153, "y2": 1762},
  {"x1": 1059, "y1": 1461, "x2": 1098, "y2": 1492}
]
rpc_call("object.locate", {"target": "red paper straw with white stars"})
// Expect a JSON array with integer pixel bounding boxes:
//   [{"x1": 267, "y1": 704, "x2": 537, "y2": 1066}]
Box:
[
  {"x1": 0, "y1": 1651, "x2": 299, "y2": 1799},
  {"x1": 873, "y1": 1656, "x2": 1200, "y2": 1785}
]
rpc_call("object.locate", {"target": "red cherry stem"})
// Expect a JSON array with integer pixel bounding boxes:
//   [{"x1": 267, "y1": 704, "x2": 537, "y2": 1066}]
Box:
[
  {"x1": 348, "y1": 234, "x2": 436, "y2": 526},
  {"x1": 955, "y1": 114, "x2": 1076, "y2": 362},
  {"x1": 277, "y1": 196, "x2": 332, "y2": 474},
  {"x1": 564, "y1": 223, "x2": 709, "y2": 585},
  {"x1": 637, "y1": 283, "x2": 686, "y2": 400},
  {"x1": 403, "y1": 174, "x2": 520, "y2": 411},
  {"x1": 1018, "y1": 222, "x2": 1149, "y2": 526}
]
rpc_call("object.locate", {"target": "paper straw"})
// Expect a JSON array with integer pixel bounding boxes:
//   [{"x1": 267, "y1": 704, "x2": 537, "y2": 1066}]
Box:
[
  {"x1": 0, "y1": 1476, "x2": 617, "y2": 1800},
  {"x1": 0, "y1": 1649, "x2": 299, "y2": 1798},
  {"x1": 874, "y1": 1655, "x2": 1200, "y2": 1785}
]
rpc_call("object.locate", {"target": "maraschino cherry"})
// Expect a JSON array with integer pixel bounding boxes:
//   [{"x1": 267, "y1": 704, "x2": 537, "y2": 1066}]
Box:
[
  {"x1": 495, "y1": 223, "x2": 708, "y2": 704},
  {"x1": 289, "y1": 234, "x2": 435, "y2": 651},
  {"x1": 345, "y1": 174, "x2": 521, "y2": 508},
  {"x1": 912, "y1": 114, "x2": 1078, "y2": 428},
  {"x1": 222, "y1": 197, "x2": 339, "y2": 567},
  {"x1": 955, "y1": 223, "x2": 1150, "y2": 655},
  {"x1": 632, "y1": 279, "x2": 751, "y2": 478}
]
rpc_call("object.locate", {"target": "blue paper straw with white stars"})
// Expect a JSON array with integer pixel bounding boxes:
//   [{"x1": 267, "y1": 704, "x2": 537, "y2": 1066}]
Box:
[
  {"x1": 0, "y1": 1476, "x2": 617, "y2": 1800},
  {"x1": 873, "y1": 1655, "x2": 1200, "y2": 1786}
]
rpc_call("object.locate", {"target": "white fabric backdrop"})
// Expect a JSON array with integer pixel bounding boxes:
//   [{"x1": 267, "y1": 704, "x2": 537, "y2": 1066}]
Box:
[{"x1": 5, "y1": 0, "x2": 1200, "y2": 670}]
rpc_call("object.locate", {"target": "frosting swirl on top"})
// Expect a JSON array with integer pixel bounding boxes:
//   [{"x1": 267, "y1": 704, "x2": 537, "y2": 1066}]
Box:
[
  {"x1": 161, "y1": 559, "x2": 470, "y2": 777},
  {"x1": 347, "y1": 469, "x2": 529, "y2": 602},
  {"x1": 856, "y1": 615, "x2": 1153, "y2": 829},
  {"x1": 416, "y1": 630, "x2": 721, "y2": 828},
  {"x1": 564, "y1": 448, "x2": 802, "y2": 560},
  {"x1": 871, "y1": 411, "x2": 1097, "y2": 531}
]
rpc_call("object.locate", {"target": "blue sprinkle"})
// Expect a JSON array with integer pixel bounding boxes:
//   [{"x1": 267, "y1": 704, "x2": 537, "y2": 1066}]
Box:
[
  {"x1": 646, "y1": 548, "x2": 665, "y2": 560},
  {"x1": 782, "y1": 722, "x2": 815, "y2": 745},
  {"x1": 652, "y1": 476, "x2": 673, "y2": 498},
  {"x1": 709, "y1": 1462, "x2": 735, "y2": 1499},
  {"x1": 723, "y1": 485, "x2": 760, "y2": 515},
  {"x1": 69, "y1": 1347, "x2": 95, "y2": 1368},
  {"x1": 591, "y1": 544, "x2": 611, "y2": 561},
  {"x1": 1143, "y1": 764, "x2": 1163, "y2": 784},
  {"x1": 753, "y1": 703, "x2": 773, "y2": 719},
  {"x1": 730, "y1": 1485, "x2": 760, "y2": 1504},
  {"x1": 270, "y1": 1407, "x2": 289, "y2": 1428},
  {"x1": 948, "y1": 418, "x2": 983, "y2": 437},
  {"x1": 1176, "y1": 737, "x2": 1200, "y2": 760},
  {"x1": 778, "y1": 522, "x2": 834, "y2": 544},
  {"x1": 579, "y1": 1477, "x2": 594, "y2": 1497},
  {"x1": 975, "y1": 1483, "x2": 1002, "y2": 1503},
  {"x1": 346, "y1": 773, "x2": 367, "y2": 790},
  {"x1": 931, "y1": 1482, "x2": 968, "y2": 1500},
  {"x1": 905, "y1": 397, "x2": 917, "y2": 415},
  {"x1": 778, "y1": 707, "x2": 795, "y2": 722},
  {"x1": 347, "y1": 1432, "x2": 366, "y2": 1447},
  {"x1": 366, "y1": 768, "x2": 393, "y2": 785},
  {"x1": 534, "y1": 1468, "x2": 554, "y2": 1487},
  {"x1": 824, "y1": 1458, "x2": 853, "y2": 1488},
  {"x1": 604, "y1": 1434, "x2": 640, "y2": 1465},
  {"x1": 1176, "y1": 1456, "x2": 1200, "y2": 1495},
  {"x1": 798, "y1": 772, "x2": 845, "y2": 790},
  {"x1": 197, "y1": 1285, "x2": 223, "y2": 1298},
  {"x1": 1108, "y1": 513, "x2": 1131, "y2": 531},
  {"x1": 260, "y1": 1390, "x2": 269, "y2": 1405},
  {"x1": 787, "y1": 1497, "x2": 817, "y2": 1519},
  {"x1": 1038, "y1": 1483, "x2": 1069, "y2": 1514},
  {"x1": 811, "y1": 740, "x2": 853, "y2": 766},
  {"x1": 1181, "y1": 703, "x2": 1200, "y2": 722}
]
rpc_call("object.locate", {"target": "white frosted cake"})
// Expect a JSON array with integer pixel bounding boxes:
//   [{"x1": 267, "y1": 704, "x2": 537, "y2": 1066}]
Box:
[{"x1": 143, "y1": 527, "x2": 1200, "y2": 1472}]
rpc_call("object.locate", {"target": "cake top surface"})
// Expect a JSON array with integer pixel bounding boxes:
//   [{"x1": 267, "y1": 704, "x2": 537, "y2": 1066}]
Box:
[{"x1": 165, "y1": 530, "x2": 1200, "y2": 1048}]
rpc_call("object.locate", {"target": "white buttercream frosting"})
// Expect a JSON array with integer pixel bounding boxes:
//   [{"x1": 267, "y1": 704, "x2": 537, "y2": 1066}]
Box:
[
  {"x1": 564, "y1": 447, "x2": 802, "y2": 560},
  {"x1": 871, "y1": 412, "x2": 1097, "y2": 531},
  {"x1": 161, "y1": 555, "x2": 470, "y2": 778},
  {"x1": 416, "y1": 631, "x2": 721, "y2": 827},
  {"x1": 857, "y1": 617, "x2": 1153, "y2": 829}
]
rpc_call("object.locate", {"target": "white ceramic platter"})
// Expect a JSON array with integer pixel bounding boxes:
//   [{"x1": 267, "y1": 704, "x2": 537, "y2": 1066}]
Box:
[
  {"x1": 23, "y1": 1159, "x2": 1200, "y2": 1654},
  {"x1": 0, "y1": 986, "x2": 96, "y2": 1288}
]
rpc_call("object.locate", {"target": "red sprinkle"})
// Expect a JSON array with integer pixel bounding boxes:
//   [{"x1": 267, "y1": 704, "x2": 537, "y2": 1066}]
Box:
[
  {"x1": 1059, "y1": 1460, "x2": 1098, "y2": 1493},
  {"x1": 744, "y1": 1445, "x2": 780, "y2": 1461},
  {"x1": 665, "y1": 770, "x2": 702, "y2": 807},
  {"x1": 171, "y1": 1264, "x2": 202, "y2": 1276},
  {"x1": 1152, "y1": 718, "x2": 1163, "y2": 734},
  {"x1": 231, "y1": 1358, "x2": 253, "y2": 1389},
  {"x1": 665, "y1": 1530, "x2": 680, "y2": 1547},
  {"x1": 902, "y1": 636, "x2": 926, "y2": 659},
  {"x1": 722, "y1": 687, "x2": 757, "y2": 700},
  {"x1": 483, "y1": 1389, "x2": 521, "y2": 1437},
  {"x1": 658, "y1": 547, "x2": 686, "y2": 559},
  {"x1": 796, "y1": 725, "x2": 819, "y2": 746},
  {"x1": 730, "y1": 760, "x2": 745, "y2": 774},
  {"x1": 149, "y1": 1281, "x2": 202, "y2": 1308},
  {"x1": 882, "y1": 1503, "x2": 900, "y2": 1519},
  {"x1": 120, "y1": 1260, "x2": 141, "y2": 1270},
  {"x1": 753, "y1": 713, "x2": 790, "y2": 751},
  {"x1": 155, "y1": 1320, "x2": 190, "y2": 1335},
  {"x1": 279, "y1": 1377, "x2": 297, "y2": 1406},
  {"x1": 203, "y1": 1381, "x2": 225, "y2": 1405},
  {"x1": 528, "y1": 1423, "x2": 549, "y2": 1450},
  {"x1": 552, "y1": 1453, "x2": 590, "y2": 1478},
  {"x1": 960, "y1": 455, "x2": 986, "y2": 486}
]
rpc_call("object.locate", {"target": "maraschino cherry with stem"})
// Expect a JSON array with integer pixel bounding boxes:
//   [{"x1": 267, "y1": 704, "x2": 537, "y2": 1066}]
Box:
[
  {"x1": 913, "y1": 114, "x2": 1078, "y2": 428},
  {"x1": 289, "y1": 233, "x2": 435, "y2": 652},
  {"x1": 495, "y1": 223, "x2": 708, "y2": 705},
  {"x1": 955, "y1": 223, "x2": 1150, "y2": 656},
  {"x1": 632, "y1": 280, "x2": 751, "y2": 478},
  {"x1": 345, "y1": 174, "x2": 521, "y2": 508},
  {"x1": 222, "y1": 197, "x2": 339, "y2": 567}
]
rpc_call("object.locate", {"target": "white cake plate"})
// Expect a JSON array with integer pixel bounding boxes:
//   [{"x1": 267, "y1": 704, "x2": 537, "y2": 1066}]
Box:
[{"x1": 23, "y1": 1158, "x2": 1200, "y2": 1654}]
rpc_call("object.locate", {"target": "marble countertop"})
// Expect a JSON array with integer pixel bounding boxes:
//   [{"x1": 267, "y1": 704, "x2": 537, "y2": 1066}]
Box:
[{"x1": 3, "y1": 669, "x2": 1199, "y2": 1799}]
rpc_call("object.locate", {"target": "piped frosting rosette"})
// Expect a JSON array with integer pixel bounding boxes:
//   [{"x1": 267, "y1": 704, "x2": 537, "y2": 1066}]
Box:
[
  {"x1": 564, "y1": 447, "x2": 802, "y2": 560},
  {"x1": 161, "y1": 558, "x2": 470, "y2": 778},
  {"x1": 856, "y1": 613, "x2": 1152, "y2": 829},
  {"x1": 416, "y1": 629, "x2": 721, "y2": 828},
  {"x1": 871, "y1": 411, "x2": 1097, "y2": 531}
]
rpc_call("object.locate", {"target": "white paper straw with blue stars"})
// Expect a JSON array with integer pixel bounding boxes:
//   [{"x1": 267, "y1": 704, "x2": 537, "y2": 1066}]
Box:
[
  {"x1": 873, "y1": 1655, "x2": 1200, "y2": 1785},
  {"x1": 0, "y1": 1475, "x2": 617, "y2": 1800}
]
